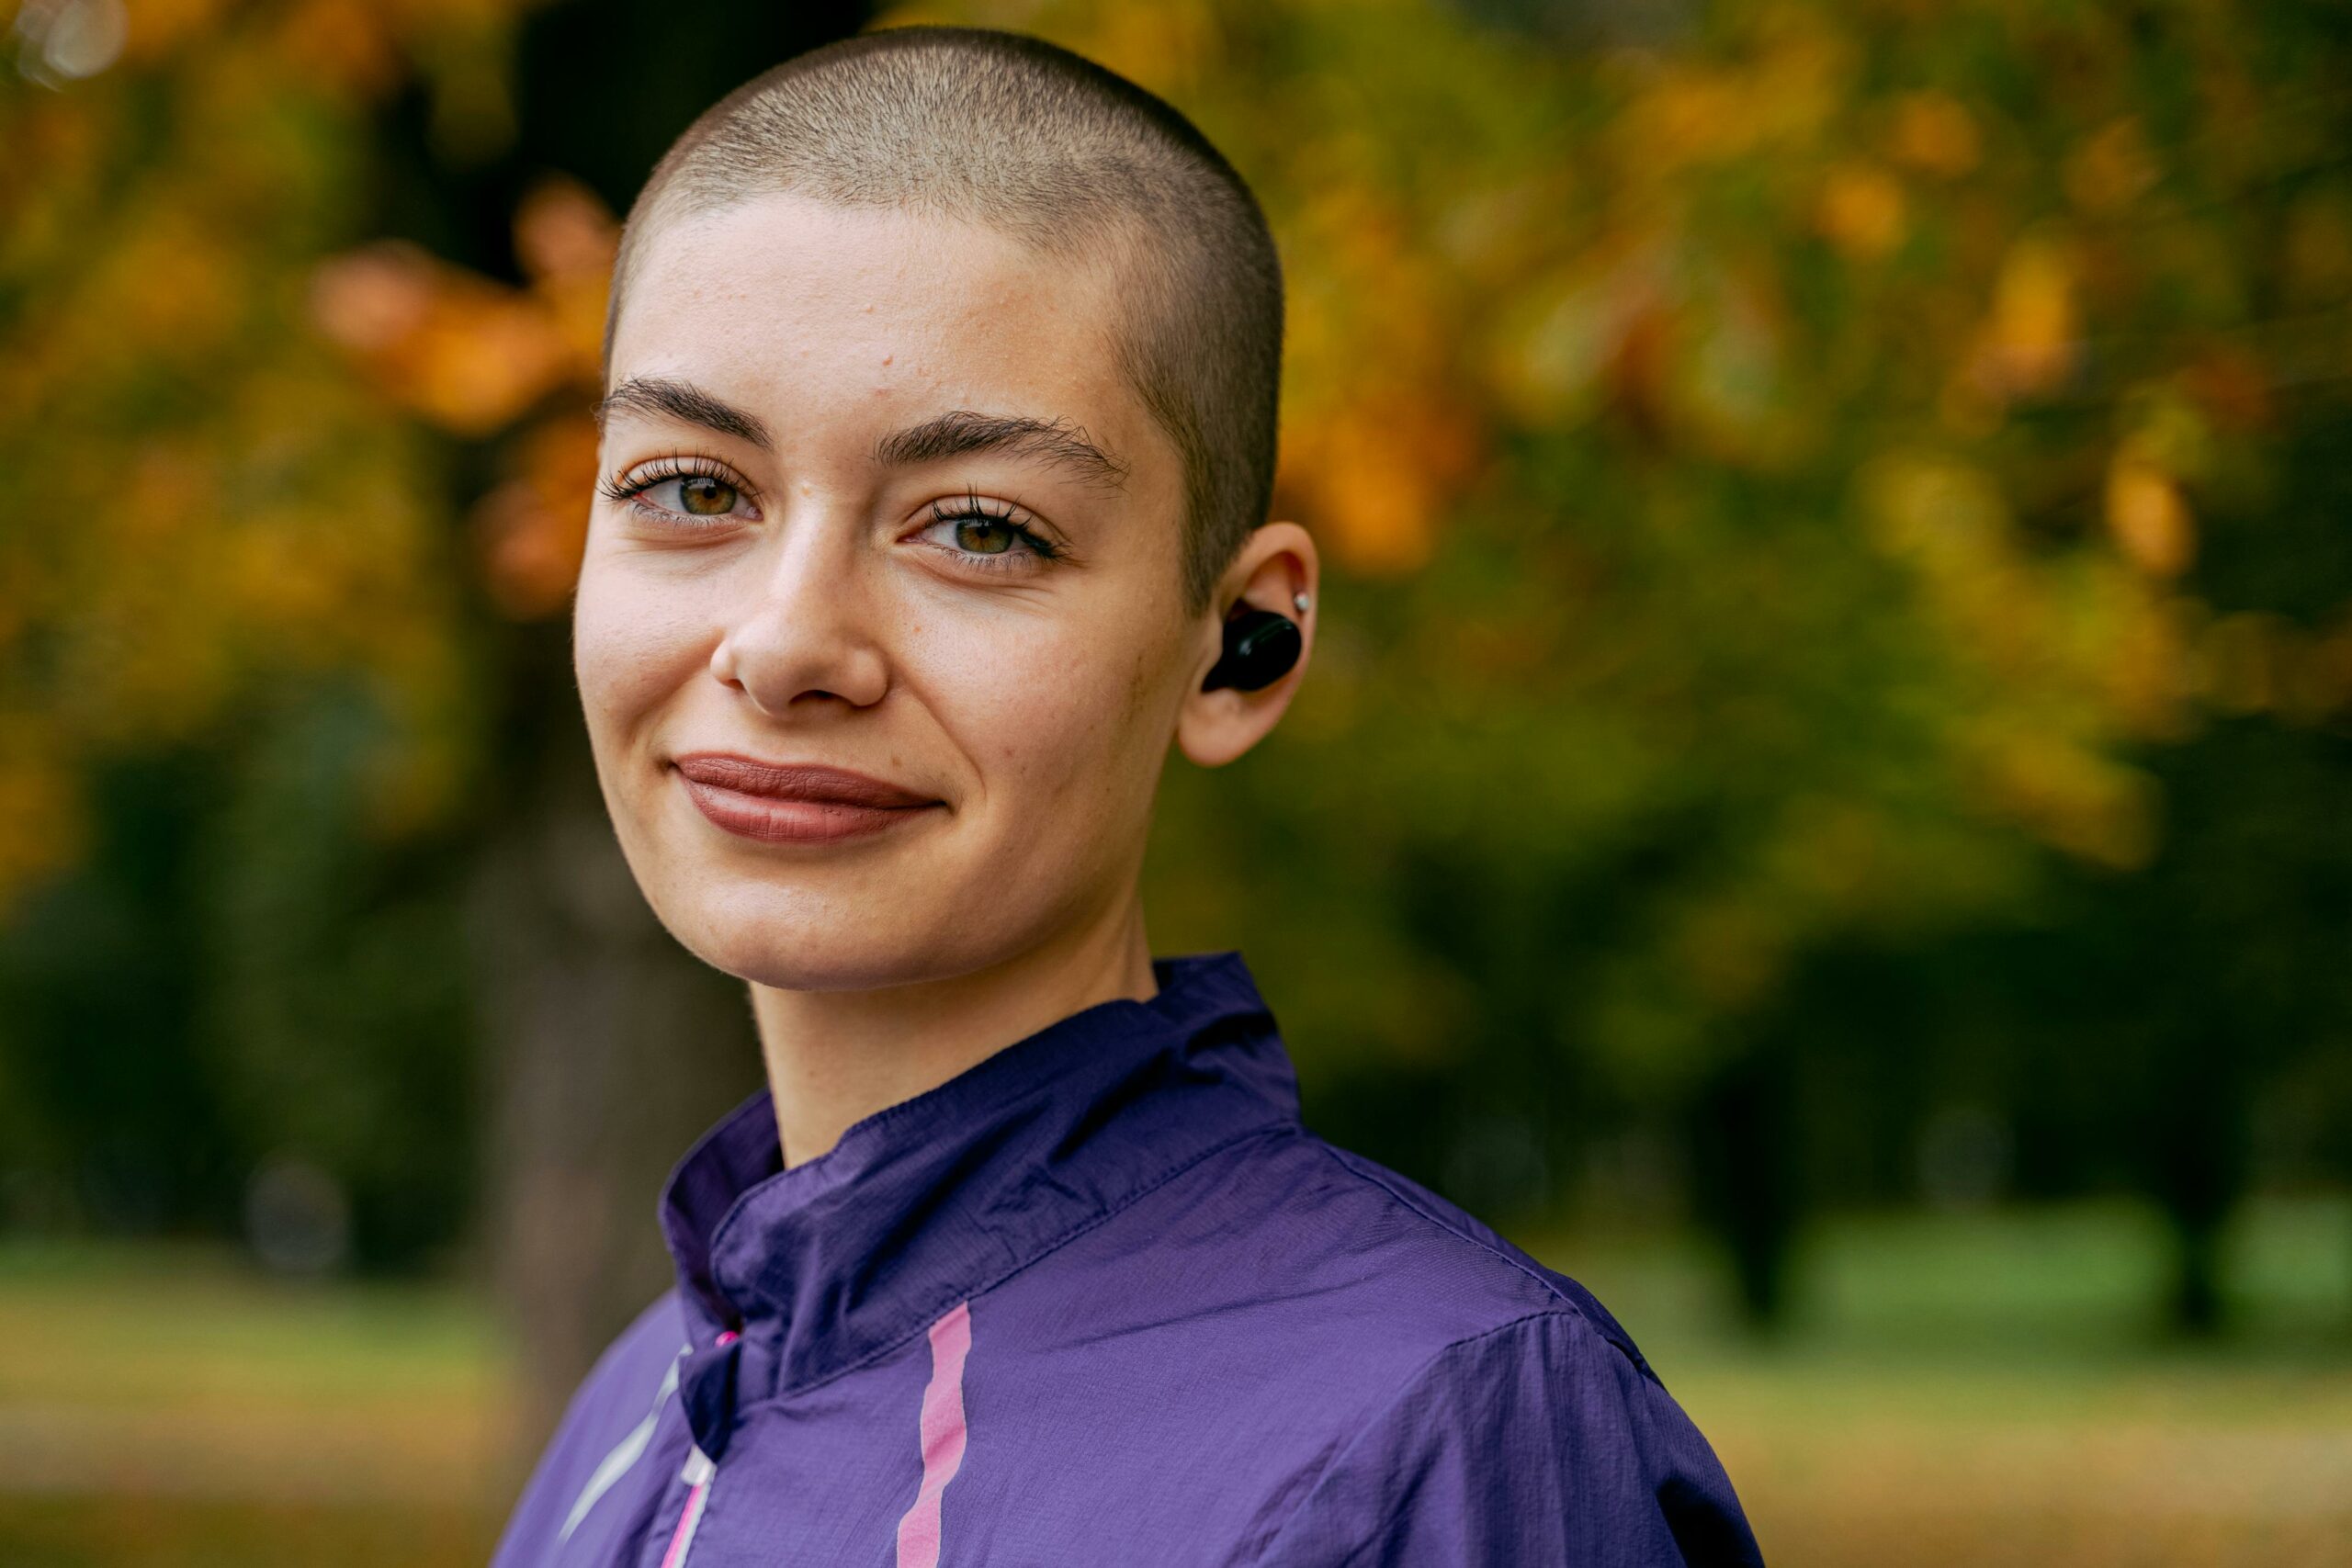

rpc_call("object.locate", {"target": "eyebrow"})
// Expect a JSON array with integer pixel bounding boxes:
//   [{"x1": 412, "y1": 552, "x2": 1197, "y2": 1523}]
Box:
[
  {"x1": 595, "y1": 377, "x2": 1128, "y2": 491},
  {"x1": 872, "y1": 409, "x2": 1129, "y2": 490},
  {"x1": 594, "y1": 376, "x2": 775, "y2": 450}
]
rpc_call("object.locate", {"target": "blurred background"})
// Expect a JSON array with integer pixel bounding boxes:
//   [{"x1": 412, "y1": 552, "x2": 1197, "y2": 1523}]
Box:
[{"x1": 4, "y1": 0, "x2": 2350, "y2": 1562}]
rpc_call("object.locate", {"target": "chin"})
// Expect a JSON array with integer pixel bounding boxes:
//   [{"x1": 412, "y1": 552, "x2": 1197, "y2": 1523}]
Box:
[
  {"x1": 648, "y1": 873, "x2": 1010, "y2": 994},
  {"x1": 691, "y1": 937, "x2": 911, "y2": 993}
]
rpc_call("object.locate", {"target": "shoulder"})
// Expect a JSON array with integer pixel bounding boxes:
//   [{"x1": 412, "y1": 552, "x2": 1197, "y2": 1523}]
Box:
[
  {"x1": 1306, "y1": 1134, "x2": 1659, "y2": 1370},
  {"x1": 1250, "y1": 1306, "x2": 1764, "y2": 1568},
  {"x1": 1185, "y1": 1133, "x2": 1764, "y2": 1565},
  {"x1": 489, "y1": 1287, "x2": 691, "y2": 1568},
  {"x1": 1195, "y1": 1124, "x2": 1660, "y2": 1380}
]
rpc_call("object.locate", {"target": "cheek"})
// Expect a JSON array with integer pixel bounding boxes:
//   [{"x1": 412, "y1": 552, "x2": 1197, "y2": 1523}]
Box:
[
  {"x1": 572, "y1": 558, "x2": 709, "y2": 743},
  {"x1": 913, "y1": 605, "x2": 1176, "y2": 810}
]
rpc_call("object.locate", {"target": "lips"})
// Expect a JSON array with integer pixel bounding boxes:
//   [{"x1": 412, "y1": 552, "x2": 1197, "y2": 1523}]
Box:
[{"x1": 670, "y1": 753, "x2": 942, "y2": 843}]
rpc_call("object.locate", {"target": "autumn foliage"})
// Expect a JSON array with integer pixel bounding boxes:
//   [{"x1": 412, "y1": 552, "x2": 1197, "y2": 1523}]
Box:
[{"x1": 6, "y1": 0, "x2": 2350, "y2": 1323}]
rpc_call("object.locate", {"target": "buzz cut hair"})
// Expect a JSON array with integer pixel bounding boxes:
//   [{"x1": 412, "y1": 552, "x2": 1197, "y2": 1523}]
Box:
[{"x1": 601, "y1": 25, "x2": 1284, "y2": 618}]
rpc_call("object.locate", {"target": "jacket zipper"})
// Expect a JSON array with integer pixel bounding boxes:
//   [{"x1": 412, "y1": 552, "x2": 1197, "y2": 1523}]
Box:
[
  {"x1": 656, "y1": 1442, "x2": 716, "y2": 1568},
  {"x1": 655, "y1": 1322, "x2": 737, "y2": 1567}
]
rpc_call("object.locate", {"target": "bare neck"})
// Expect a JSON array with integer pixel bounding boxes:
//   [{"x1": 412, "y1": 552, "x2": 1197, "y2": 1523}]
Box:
[{"x1": 747, "y1": 894, "x2": 1159, "y2": 1168}]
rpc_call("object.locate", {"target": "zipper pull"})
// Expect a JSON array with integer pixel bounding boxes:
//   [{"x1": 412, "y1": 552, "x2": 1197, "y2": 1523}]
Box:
[
  {"x1": 680, "y1": 1443, "x2": 715, "y2": 1487},
  {"x1": 658, "y1": 1444, "x2": 718, "y2": 1568}
]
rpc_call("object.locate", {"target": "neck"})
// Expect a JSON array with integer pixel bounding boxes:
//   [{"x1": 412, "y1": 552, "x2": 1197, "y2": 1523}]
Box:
[{"x1": 747, "y1": 891, "x2": 1159, "y2": 1168}]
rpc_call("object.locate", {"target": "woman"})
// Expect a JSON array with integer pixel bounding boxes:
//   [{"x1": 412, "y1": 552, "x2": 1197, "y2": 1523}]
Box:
[{"x1": 492, "y1": 24, "x2": 1763, "y2": 1568}]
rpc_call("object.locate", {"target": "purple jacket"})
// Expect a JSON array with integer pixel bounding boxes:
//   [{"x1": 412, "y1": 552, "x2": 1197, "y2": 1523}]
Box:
[{"x1": 490, "y1": 951, "x2": 1765, "y2": 1567}]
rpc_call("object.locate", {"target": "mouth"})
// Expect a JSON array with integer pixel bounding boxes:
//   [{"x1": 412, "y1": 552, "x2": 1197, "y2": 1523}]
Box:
[{"x1": 669, "y1": 752, "x2": 944, "y2": 844}]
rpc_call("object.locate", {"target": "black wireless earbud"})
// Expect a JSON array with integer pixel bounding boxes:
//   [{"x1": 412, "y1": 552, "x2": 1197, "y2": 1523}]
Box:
[{"x1": 1201, "y1": 604, "x2": 1304, "y2": 692}]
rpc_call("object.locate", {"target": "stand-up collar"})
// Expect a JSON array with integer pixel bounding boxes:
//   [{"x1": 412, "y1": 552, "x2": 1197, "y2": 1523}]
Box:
[{"x1": 656, "y1": 950, "x2": 1298, "y2": 1450}]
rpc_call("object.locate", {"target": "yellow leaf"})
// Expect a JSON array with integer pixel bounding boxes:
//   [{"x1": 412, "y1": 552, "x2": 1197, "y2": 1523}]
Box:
[
  {"x1": 1887, "y1": 90, "x2": 1981, "y2": 176},
  {"x1": 1815, "y1": 162, "x2": 1907, "y2": 260},
  {"x1": 1969, "y1": 232, "x2": 2080, "y2": 399},
  {"x1": 2103, "y1": 453, "x2": 2195, "y2": 577}
]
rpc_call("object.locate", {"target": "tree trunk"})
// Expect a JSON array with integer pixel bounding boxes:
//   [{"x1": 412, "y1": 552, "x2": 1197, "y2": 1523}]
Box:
[
  {"x1": 1689, "y1": 1039, "x2": 1804, "y2": 1330},
  {"x1": 464, "y1": 684, "x2": 762, "y2": 1488}
]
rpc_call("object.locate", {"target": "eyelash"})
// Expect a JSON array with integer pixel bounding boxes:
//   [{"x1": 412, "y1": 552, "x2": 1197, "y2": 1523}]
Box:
[
  {"x1": 918, "y1": 489, "x2": 1062, "y2": 575},
  {"x1": 594, "y1": 452, "x2": 752, "y2": 529},
  {"x1": 596, "y1": 457, "x2": 1063, "y2": 574}
]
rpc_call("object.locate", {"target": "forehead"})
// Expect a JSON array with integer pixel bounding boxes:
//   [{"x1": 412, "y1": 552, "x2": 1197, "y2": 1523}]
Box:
[{"x1": 610, "y1": 192, "x2": 1169, "y2": 479}]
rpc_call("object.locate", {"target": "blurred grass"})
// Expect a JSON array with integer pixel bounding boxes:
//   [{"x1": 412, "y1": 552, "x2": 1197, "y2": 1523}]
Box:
[
  {"x1": 0, "y1": 1239, "x2": 515, "y2": 1567},
  {"x1": 1, "y1": 1196, "x2": 2346, "y2": 1566},
  {"x1": 1544, "y1": 1192, "x2": 2352, "y2": 1568}
]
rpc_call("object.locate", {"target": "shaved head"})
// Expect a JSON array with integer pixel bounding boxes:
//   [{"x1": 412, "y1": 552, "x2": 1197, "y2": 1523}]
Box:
[{"x1": 602, "y1": 25, "x2": 1284, "y2": 616}]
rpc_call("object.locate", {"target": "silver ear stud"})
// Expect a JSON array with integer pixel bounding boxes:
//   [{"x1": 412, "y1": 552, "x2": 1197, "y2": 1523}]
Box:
[{"x1": 1293, "y1": 591, "x2": 1312, "y2": 615}]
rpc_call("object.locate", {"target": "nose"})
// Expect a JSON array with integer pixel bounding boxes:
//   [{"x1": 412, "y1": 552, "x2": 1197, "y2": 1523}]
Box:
[{"x1": 708, "y1": 501, "x2": 891, "y2": 717}]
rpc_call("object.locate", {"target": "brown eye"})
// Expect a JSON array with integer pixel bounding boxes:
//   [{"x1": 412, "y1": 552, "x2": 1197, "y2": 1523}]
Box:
[
  {"x1": 955, "y1": 519, "x2": 1018, "y2": 554},
  {"x1": 912, "y1": 501, "x2": 1058, "y2": 574},
  {"x1": 680, "y1": 476, "x2": 738, "y2": 515}
]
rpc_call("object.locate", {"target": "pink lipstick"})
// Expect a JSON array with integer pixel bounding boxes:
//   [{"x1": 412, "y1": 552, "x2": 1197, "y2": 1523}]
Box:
[{"x1": 671, "y1": 753, "x2": 943, "y2": 844}]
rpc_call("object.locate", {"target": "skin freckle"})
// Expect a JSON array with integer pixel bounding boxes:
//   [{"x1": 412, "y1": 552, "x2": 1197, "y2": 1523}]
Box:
[{"x1": 1124, "y1": 647, "x2": 1151, "y2": 716}]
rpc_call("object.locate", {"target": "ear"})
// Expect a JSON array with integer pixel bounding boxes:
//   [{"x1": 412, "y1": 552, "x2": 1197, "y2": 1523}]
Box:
[{"x1": 1176, "y1": 521, "x2": 1319, "y2": 769}]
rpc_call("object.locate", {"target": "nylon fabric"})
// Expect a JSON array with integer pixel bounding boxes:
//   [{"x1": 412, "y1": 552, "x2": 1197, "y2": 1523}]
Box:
[{"x1": 487, "y1": 950, "x2": 1766, "y2": 1566}]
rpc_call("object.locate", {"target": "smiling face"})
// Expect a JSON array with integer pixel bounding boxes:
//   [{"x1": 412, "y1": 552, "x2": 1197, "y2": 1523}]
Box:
[{"x1": 576, "y1": 192, "x2": 1215, "y2": 992}]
